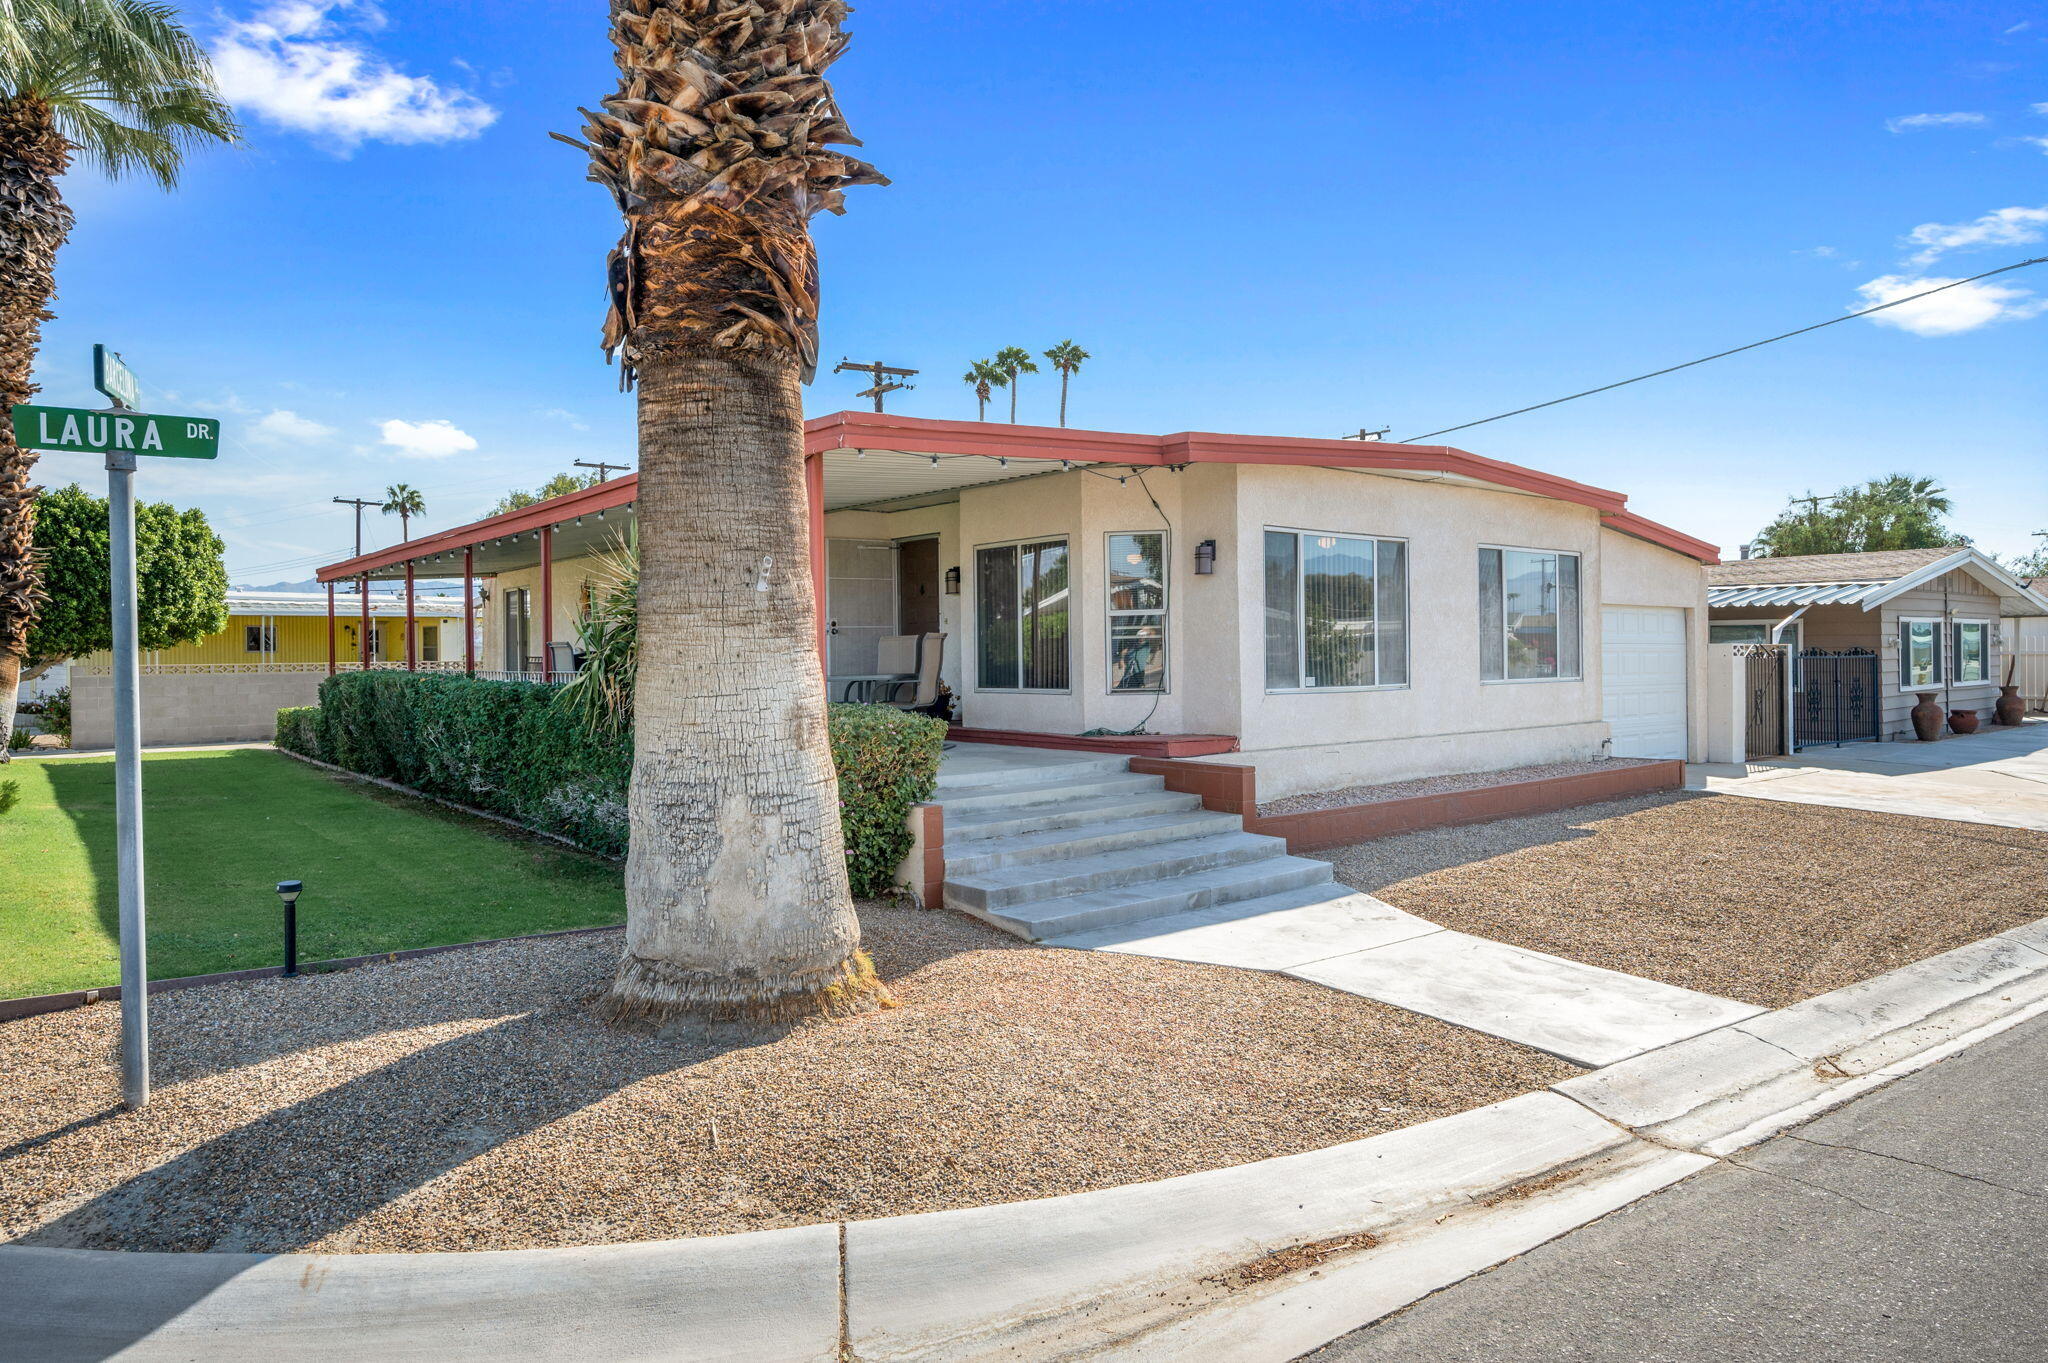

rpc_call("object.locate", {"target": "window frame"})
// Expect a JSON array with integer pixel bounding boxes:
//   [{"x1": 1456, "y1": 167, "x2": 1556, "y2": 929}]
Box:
[
  {"x1": 1262, "y1": 525, "x2": 1411, "y2": 694},
  {"x1": 1104, "y1": 529, "x2": 1169, "y2": 695},
  {"x1": 1898, "y1": 616, "x2": 1944, "y2": 690},
  {"x1": 242, "y1": 623, "x2": 276, "y2": 654},
  {"x1": 973, "y1": 534, "x2": 1073, "y2": 694},
  {"x1": 1478, "y1": 543, "x2": 1584, "y2": 685},
  {"x1": 1951, "y1": 617, "x2": 1991, "y2": 685}
]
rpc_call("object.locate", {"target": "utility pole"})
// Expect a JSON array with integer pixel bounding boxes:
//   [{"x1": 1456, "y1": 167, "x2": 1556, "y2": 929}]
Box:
[
  {"x1": 333, "y1": 497, "x2": 377, "y2": 596},
  {"x1": 1340, "y1": 427, "x2": 1391, "y2": 441},
  {"x1": 574, "y1": 459, "x2": 630, "y2": 483},
  {"x1": 833, "y1": 358, "x2": 918, "y2": 413}
]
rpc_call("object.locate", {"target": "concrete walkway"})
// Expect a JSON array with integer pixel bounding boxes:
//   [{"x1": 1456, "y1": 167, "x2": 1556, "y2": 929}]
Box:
[
  {"x1": 1688, "y1": 717, "x2": 2048, "y2": 832},
  {"x1": 1301, "y1": 1009, "x2": 2048, "y2": 1363}
]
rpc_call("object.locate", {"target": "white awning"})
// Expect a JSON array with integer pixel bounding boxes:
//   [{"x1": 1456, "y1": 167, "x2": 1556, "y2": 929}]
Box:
[{"x1": 1707, "y1": 582, "x2": 1886, "y2": 609}]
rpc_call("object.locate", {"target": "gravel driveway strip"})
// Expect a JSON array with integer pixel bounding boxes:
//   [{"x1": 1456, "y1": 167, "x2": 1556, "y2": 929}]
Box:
[
  {"x1": 0, "y1": 903, "x2": 1572, "y2": 1255},
  {"x1": 1318, "y1": 791, "x2": 2048, "y2": 1008}
]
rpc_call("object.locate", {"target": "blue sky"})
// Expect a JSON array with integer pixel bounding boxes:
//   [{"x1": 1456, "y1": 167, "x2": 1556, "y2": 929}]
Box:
[{"x1": 27, "y1": 0, "x2": 2048, "y2": 581}]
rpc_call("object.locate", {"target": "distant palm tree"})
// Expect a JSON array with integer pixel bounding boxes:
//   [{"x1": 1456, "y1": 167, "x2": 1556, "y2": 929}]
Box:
[
  {"x1": 963, "y1": 359, "x2": 1007, "y2": 421},
  {"x1": 382, "y1": 483, "x2": 425, "y2": 541},
  {"x1": 0, "y1": 0, "x2": 237, "y2": 759},
  {"x1": 994, "y1": 345, "x2": 1038, "y2": 422},
  {"x1": 1043, "y1": 340, "x2": 1090, "y2": 427}
]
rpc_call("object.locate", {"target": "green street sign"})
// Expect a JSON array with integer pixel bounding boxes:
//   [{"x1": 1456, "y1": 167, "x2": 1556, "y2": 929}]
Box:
[
  {"x1": 94, "y1": 344, "x2": 140, "y2": 411},
  {"x1": 10, "y1": 403, "x2": 221, "y2": 460}
]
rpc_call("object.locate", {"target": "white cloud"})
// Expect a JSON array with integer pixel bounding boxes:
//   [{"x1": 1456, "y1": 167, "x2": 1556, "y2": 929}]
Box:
[
  {"x1": 248, "y1": 408, "x2": 337, "y2": 446},
  {"x1": 212, "y1": 2, "x2": 498, "y2": 151},
  {"x1": 1855, "y1": 273, "x2": 2048, "y2": 336},
  {"x1": 535, "y1": 406, "x2": 590, "y2": 432},
  {"x1": 1885, "y1": 111, "x2": 1987, "y2": 132},
  {"x1": 1901, "y1": 204, "x2": 2048, "y2": 265},
  {"x1": 378, "y1": 418, "x2": 478, "y2": 458}
]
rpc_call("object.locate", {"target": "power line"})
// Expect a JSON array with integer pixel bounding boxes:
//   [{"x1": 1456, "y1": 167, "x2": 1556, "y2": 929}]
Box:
[{"x1": 1397, "y1": 256, "x2": 2048, "y2": 444}]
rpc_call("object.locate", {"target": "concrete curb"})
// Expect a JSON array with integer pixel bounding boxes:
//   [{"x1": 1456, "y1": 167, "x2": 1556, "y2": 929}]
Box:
[
  {"x1": 6, "y1": 917, "x2": 2045, "y2": 1361},
  {"x1": 1555, "y1": 918, "x2": 2048, "y2": 1156}
]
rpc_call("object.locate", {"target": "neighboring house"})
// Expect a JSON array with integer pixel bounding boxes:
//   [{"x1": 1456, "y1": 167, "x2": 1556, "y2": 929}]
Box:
[
  {"x1": 1706, "y1": 548, "x2": 2048, "y2": 740},
  {"x1": 315, "y1": 413, "x2": 1718, "y2": 799},
  {"x1": 70, "y1": 590, "x2": 468, "y2": 748},
  {"x1": 2015, "y1": 577, "x2": 2048, "y2": 711}
]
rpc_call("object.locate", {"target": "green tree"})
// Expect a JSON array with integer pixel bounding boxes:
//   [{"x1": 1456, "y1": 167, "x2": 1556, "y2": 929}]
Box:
[
  {"x1": 382, "y1": 483, "x2": 425, "y2": 541},
  {"x1": 21, "y1": 482, "x2": 228, "y2": 676},
  {"x1": 0, "y1": 0, "x2": 237, "y2": 756},
  {"x1": 1042, "y1": 339, "x2": 1089, "y2": 427},
  {"x1": 963, "y1": 358, "x2": 1006, "y2": 421},
  {"x1": 489, "y1": 470, "x2": 601, "y2": 517},
  {"x1": 994, "y1": 345, "x2": 1037, "y2": 422},
  {"x1": 1752, "y1": 474, "x2": 1963, "y2": 557}
]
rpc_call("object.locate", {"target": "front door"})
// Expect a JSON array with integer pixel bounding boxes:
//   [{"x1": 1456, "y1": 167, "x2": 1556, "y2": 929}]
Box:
[
  {"x1": 897, "y1": 537, "x2": 940, "y2": 637},
  {"x1": 826, "y1": 538, "x2": 896, "y2": 676},
  {"x1": 503, "y1": 588, "x2": 530, "y2": 672}
]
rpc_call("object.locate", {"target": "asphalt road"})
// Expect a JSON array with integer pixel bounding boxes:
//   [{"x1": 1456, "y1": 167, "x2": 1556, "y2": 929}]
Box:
[{"x1": 1301, "y1": 1011, "x2": 2048, "y2": 1363}]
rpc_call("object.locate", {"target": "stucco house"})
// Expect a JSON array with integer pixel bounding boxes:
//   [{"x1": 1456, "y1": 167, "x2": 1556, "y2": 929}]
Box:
[
  {"x1": 1706, "y1": 547, "x2": 2048, "y2": 741},
  {"x1": 315, "y1": 412, "x2": 1719, "y2": 799},
  {"x1": 70, "y1": 589, "x2": 468, "y2": 748}
]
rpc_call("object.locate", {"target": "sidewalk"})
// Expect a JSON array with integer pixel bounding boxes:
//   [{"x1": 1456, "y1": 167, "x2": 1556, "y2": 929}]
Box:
[{"x1": 1302, "y1": 1011, "x2": 2048, "y2": 1362}]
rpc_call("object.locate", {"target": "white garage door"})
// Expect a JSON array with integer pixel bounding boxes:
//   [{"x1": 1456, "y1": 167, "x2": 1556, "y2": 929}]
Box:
[{"x1": 1602, "y1": 606, "x2": 1688, "y2": 759}]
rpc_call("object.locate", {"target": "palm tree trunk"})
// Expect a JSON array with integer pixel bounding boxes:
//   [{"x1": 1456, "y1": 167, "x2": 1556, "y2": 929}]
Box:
[
  {"x1": 0, "y1": 96, "x2": 72, "y2": 759},
  {"x1": 1008, "y1": 378, "x2": 1018, "y2": 423},
  {"x1": 604, "y1": 346, "x2": 875, "y2": 1023},
  {"x1": 1059, "y1": 372, "x2": 1069, "y2": 428}
]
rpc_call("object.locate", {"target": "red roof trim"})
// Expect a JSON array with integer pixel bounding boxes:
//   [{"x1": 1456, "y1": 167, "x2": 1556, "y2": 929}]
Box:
[{"x1": 320, "y1": 411, "x2": 1717, "y2": 578}]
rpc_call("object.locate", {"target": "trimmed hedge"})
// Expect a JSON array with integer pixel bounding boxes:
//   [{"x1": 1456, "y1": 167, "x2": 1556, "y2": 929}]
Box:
[{"x1": 278, "y1": 673, "x2": 945, "y2": 892}]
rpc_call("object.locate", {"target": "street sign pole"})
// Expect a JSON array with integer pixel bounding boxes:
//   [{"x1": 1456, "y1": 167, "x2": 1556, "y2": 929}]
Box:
[{"x1": 107, "y1": 446, "x2": 149, "y2": 1108}]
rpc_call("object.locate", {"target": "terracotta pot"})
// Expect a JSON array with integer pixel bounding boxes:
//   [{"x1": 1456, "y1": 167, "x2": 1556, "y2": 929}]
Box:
[
  {"x1": 1996, "y1": 685, "x2": 2026, "y2": 726},
  {"x1": 1949, "y1": 708, "x2": 1981, "y2": 735},
  {"x1": 1911, "y1": 692, "x2": 1944, "y2": 742}
]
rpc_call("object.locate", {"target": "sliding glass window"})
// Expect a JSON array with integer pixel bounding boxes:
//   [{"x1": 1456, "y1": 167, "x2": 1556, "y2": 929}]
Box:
[
  {"x1": 1263, "y1": 529, "x2": 1409, "y2": 690},
  {"x1": 1478, "y1": 547, "x2": 1581, "y2": 681},
  {"x1": 976, "y1": 538, "x2": 1070, "y2": 690},
  {"x1": 1107, "y1": 531, "x2": 1166, "y2": 692}
]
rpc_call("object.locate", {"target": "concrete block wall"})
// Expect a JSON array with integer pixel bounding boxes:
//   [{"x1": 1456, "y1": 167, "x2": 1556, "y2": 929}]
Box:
[{"x1": 71, "y1": 671, "x2": 324, "y2": 748}]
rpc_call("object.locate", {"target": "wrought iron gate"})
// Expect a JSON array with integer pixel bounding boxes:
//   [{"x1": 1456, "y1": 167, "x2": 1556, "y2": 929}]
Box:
[
  {"x1": 1738, "y1": 644, "x2": 1784, "y2": 759},
  {"x1": 1795, "y1": 650, "x2": 1880, "y2": 749}
]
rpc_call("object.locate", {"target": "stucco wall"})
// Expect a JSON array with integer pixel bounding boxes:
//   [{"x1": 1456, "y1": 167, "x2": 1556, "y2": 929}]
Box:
[{"x1": 72, "y1": 670, "x2": 324, "y2": 748}]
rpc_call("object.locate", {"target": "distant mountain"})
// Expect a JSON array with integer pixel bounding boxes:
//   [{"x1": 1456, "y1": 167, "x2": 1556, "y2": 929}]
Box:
[{"x1": 235, "y1": 579, "x2": 324, "y2": 594}]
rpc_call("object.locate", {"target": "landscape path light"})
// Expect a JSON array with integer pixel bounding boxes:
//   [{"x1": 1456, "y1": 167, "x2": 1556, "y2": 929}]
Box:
[{"x1": 275, "y1": 880, "x2": 303, "y2": 977}]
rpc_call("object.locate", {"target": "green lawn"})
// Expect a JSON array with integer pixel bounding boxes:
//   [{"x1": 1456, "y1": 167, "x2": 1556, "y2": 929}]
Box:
[{"x1": 0, "y1": 749, "x2": 626, "y2": 998}]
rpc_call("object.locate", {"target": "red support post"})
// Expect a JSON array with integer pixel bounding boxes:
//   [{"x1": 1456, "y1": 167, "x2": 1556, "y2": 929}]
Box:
[
  {"x1": 806, "y1": 452, "x2": 827, "y2": 674},
  {"x1": 463, "y1": 547, "x2": 476, "y2": 677},
  {"x1": 359, "y1": 575, "x2": 371, "y2": 670},
  {"x1": 539, "y1": 524, "x2": 554, "y2": 680},
  {"x1": 326, "y1": 581, "x2": 336, "y2": 677},
  {"x1": 404, "y1": 561, "x2": 417, "y2": 671}
]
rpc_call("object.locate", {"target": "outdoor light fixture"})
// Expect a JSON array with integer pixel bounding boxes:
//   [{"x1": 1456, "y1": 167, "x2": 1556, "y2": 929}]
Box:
[
  {"x1": 1194, "y1": 540, "x2": 1217, "y2": 575},
  {"x1": 275, "y1": 880, "x2": 304, "y2": 977},
  {"x1": 944, "y1": 566, "x2": 961, "y2": 595}
]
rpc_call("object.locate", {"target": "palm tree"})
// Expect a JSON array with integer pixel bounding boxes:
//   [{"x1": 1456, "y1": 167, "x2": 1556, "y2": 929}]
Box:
[
  {"x1": 994, "y1": 345, "x2": 1037, "y2": 422},
  {"x1": 1043, "y1": 339, "x2": 1089, "y2": 427},
  {"x1": 963, "y1": 358, "x2": 1006, "y2": 421},
  {"x1": 0, "y1": 0, "x2": 237, "y2": 758},
  {"x1": 381, "y1": 483, "x2": 425, "y2": 542},
  {"x1": 570, "y1": 0, "x2": 888, "y2": 1024}
]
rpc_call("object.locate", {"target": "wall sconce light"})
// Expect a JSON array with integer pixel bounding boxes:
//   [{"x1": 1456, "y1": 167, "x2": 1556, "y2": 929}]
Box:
[
  {"x1": 943, "y1": 566, "x2": 961, "y2": 595},
  {"x1": 1194, "y1": 540, "x2": 1217, "y2": 575}
]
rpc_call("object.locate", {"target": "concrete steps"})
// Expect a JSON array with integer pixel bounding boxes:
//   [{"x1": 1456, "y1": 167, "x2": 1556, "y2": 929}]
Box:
[
  {"x1": 960, "y1": 855, "x2": 1338, "y2": 941},
  {"x1": 934, "y1": 771, "x2": 1171, "y2": 817},
  {"x1": 945, "y1": 789, "x2": 1204, "y2": 843},
  {"x1": 942, "y1": 809, "x2": 1247, "y2": 878}
]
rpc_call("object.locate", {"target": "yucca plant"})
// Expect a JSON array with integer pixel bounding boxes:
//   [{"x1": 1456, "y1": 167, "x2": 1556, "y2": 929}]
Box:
[
  {"x1": 566, "y1": 0, "x2": 888, "y2": 1023},
  {"x1": 554, "y1": 532, "x2": 639, "y2": 739},
  {"x1": 0, "y1": 0, "x2": 236, "y2": 758}
]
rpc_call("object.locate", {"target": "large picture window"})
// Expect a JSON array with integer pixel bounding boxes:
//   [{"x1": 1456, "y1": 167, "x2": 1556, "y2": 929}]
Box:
[
  {"x1": 1479, "y1": 547, "x2": 1581, "y2": 681},
  {"x1": 977, "y1": 538, "x2": 1070, "y2": 690},
  {"x1": 1900, "y1": 619, "x2": 1941, "y2": 688},
  {"x1": 1264, "y1": 529, "x2": 1408, "y2": 690},
  {"x1": 1952, "y1": 621, "x2": 1987, "y2": 683},
  {"x1": 1106, "y1": 531, "x2": 1166, "y2": 692}
]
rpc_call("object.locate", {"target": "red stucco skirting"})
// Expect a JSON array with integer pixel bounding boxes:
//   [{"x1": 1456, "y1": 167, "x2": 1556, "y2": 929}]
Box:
[
  {"x1": 1245, "y1": 760, "x2": 1688, "y2": 851},
  {"x1": 948, "y1": 727, "x2": 1240, "y2": 758}
]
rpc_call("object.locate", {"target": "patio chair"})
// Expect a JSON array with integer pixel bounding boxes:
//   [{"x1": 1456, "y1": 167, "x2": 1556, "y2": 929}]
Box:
[
  {"x1": 546, "y1": 641, "x2": 577, "y2": 680},
  {"x1": 875, "y1": 633, "x2": 920, "y2": 678},
  {"x1": 888, "y1": 632, "x2": 945, "y2": 711}
]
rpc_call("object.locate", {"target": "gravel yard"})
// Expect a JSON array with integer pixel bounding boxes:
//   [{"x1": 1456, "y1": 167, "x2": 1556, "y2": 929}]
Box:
[
  {"x1": 1258, "y1": 758, "x2": 1661, "y2": 817},
  {"x1": 0, "y1": 903, "x2": 1572, "y2": 1254},
  {"x1": 1318, "y1": 792, "x2": 2048, "y2": 1007}
]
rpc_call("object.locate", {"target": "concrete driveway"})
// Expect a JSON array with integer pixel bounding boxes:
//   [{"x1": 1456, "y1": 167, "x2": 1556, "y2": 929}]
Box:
[{"x1": 1688, "y1": 718, "x2": 2048, "y2": 831}]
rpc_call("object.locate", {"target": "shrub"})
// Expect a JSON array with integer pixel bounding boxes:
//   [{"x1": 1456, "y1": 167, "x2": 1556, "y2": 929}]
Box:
[
  {"x1": 291, "y1": 673, "x2": 943, "y2": 888},
  {"x1": 828, "y1": 703, "x2": 947, "y2": 895},
  {"x1": 7, "y1": 729, "x2": 29, "y2": 751},
  {"x1": 274, "y1": 706, "x2": 328, "y2": 762},
  {"x1": 39, "y1": 686, "x2": 70, "y2": 745}
]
